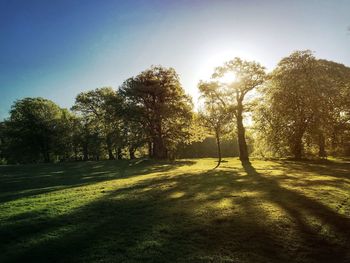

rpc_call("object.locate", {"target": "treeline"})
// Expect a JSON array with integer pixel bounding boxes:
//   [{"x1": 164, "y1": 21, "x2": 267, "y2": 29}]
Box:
[{"x1": 0, "y1": 50, "x2": 349, "y2": 164}]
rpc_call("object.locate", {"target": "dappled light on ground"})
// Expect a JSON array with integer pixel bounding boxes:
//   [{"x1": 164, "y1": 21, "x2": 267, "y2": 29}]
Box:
[{"x1": 0, "y1": 158, "x2": 349, "y2": 262}]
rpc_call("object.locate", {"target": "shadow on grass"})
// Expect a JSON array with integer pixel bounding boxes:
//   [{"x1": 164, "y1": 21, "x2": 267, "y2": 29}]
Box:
[
  {"x1": 0, "y1": 159, "x2": 349, "y2": 262},
  {"x1": 241, "y1": 161, "x2": 350, "y2": 262},
  {"x1": 0, "y1": 159, "x2": 194, "y2": 203}
]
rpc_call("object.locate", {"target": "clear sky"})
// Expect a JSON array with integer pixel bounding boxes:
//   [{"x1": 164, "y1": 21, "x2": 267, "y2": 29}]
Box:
[{"x1": 1, "y1": 0, "x2": 349, "y2": 119}]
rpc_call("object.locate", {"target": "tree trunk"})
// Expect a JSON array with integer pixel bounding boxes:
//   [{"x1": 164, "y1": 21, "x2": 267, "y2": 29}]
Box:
[
  {"x1": 318, "y1": 132, "x2": 326, "y2": 158},
  {"x1": 153, "y1": 136, "x2": 167, "y2": 159},
  {"x1": 116, "y1": 147, "x2": 122, "y2": 160},
  {"x1": 74, "y1": 146, "x2": 78, "y2": 161},
  {"x1": 152, "y1": 120, "x2": 167, "y2": 159},
  {"x1": 215, "y1": 130, "x2": 222, "y2": 167},
  {"x1": 106, "y1": 135, "x2": 114, "y2": 160},
  {"x1": 292, "y1": 143, "x2": 302, "y2": 160},
  {"x1": 236, "y1": 103, "x2": 249, "y2": 162},
  {"x1": 129, "y1": 147, "x2": 136, "y2": 159},
  {"x1": 41, "y1": 139, "x2": 51, "y2": 163},
  {"x1": 83, "y1": 143, "x2": 88, "y2": 161},
  {"x1": 291, "y1": 134, "x2": 303, "y2": 160},
  {"x1": 291, "y1": 125, "x2": 307, "y2": 160},
  {"x1": 148, "y1": 141, "x2": 153, "y2": 158},
  {"x1": 43, "y1": 151, "x2": 50, "y2": 163}
]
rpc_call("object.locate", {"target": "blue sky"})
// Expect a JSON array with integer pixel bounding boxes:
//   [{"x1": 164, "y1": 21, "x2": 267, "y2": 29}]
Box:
[{"x1": 1, "y1": 0, "x2": 349, "y2": 119}]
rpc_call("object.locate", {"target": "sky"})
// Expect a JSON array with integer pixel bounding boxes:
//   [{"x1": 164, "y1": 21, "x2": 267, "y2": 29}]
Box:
[{"x1": 1, "y1": 0, "x2": 349, "y2": 119}]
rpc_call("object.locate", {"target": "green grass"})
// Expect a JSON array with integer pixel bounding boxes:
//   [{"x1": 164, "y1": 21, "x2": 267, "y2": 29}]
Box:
[{"x1": 0, "y1": 158, "x2": 349, "y2": 263}]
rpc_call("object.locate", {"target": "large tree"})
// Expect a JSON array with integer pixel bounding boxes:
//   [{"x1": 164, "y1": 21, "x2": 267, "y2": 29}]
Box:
[
  {"x1": 200, "y1": 58, "x2": 266, "y2": 161},
  {"x1": 256, "y1": 51, "x2": 318, "y2": 159},
  {"x1": 120, "y1": 66, "x2": 193, "y2": 159},
  {"x1": 255, "y1": 50, "x2": 350, "y2": 159},
  {"x1": 315, "y1": 59, "x2": 350, "y2": 156}
]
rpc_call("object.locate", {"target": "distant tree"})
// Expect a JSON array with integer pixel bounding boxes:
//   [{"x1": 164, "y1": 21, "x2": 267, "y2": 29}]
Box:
[
  {"x1": 75, "y1": 117, "x2": 98, "y2": 161},
  {"x1": 72, "y1": 87, "x2": 124, "y2": 160},
  {"x1": 120, "y1": 66, "x2": 193, "y2": 159},
  {"x1": 198, "y1": 81, "x2": 232, "y2": 166},
  {"x1": 177, "y1": 136, "x2": 239, "y2": 159},
  {"x1": 3, "y1": 98, "x2": 66, "y2": 163},
  {"x1": 54, "y1": 109, "x2": 78, "y2": 161}
]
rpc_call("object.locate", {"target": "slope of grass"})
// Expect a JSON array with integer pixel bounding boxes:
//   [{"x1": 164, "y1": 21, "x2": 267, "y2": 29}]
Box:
[{"x1": 0, "y1": 158, "x2": 349, "y2": 263}]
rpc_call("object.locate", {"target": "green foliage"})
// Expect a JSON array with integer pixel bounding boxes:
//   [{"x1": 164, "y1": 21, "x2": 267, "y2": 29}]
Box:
[
  {"x1": 254, "y1": 50, "x2": 350, "y2": 159},
  {"x1": 2, "y1": 98, "x2": 68, "y2": 163},
  {"x1": 198, "y1": 81, "x2": 233, "y2": 164},
  {"x1": 120, "y1": 66, "x2": 194, "y2": 159},
  {"x1": 72, "y1": 87, "x2": 125, "y2": 160},
  {"x1": 200, "y1": 57, "x2": 266, "y2": 161},
  {"x1": 177, "y1": 137, "x2": 239, "y2": 158},
  {"x1": 1, "y1": 54, "x2": 349, "y2": 163}
]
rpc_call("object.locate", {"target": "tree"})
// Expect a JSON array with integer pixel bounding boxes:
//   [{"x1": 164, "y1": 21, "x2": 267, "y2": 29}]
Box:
[
  {"x1": 198, "y1": 81, "x2": 232, "y2": 167},
  {"x1": 315, "y1": 59, "x2": 350, "y2": 156},
  {"x1": 72, "y1": 87, "x2": 124, "y2": 160},
  {"x1": 200, "y1": 58, "x2": 266, "y2": 162},
  {"x1": 120, "y1": 66, "x2": 193, "y2": 159},
  {"x1": 0, "y1": 121, "x2": 6, "y2": 163},
  {"x1": 256, "y1": 51, "x2": 320, "y2": 159},
  {"x1": 3, "y1": 98, "x2": 66, "y2": 163},
  {"x1": 255, "y1": 50, "x2": 350, "y2": 159},
  {"x1": 122, "y1": 120, "x2": 148, "y2": 159}
]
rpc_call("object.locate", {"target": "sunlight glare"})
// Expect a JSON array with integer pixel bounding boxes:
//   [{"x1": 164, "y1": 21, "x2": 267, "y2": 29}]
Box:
[{"x1": 218, "y1": 72, "x2": 237, "y2": 84}]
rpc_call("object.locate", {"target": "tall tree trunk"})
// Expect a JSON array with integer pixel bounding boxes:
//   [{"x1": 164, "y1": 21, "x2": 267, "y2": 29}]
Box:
[
  {"x1": 291, "y1": 126, "x2": 306, "y2": 160},
  {"x1": 153, "y1": 121, "x2": 167, "y2": 159},
  {"x1": 236, "y1": 103, "x2": 249, "y2": 162},
  {"x1": 215, "y1": 130, "x2": 222, "y2": 167},
  {"x1": 153, "y1": 136, "x2": 167, "y2": 159},
  {"x1": 292, "y1": 141, "x2": 303, "y2": 160}
]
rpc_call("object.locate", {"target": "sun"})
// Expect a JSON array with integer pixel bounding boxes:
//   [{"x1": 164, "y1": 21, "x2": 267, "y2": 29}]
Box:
[
  {"x1": 195, "y1": 49, "x2": 250, "y2": 83},
  {"x1": 217, "y1": 72, "x2": 237, "y2": 84}
]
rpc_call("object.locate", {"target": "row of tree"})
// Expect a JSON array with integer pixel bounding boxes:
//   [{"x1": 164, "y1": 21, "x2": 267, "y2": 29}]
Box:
[{"x1": 0, "y1": 50, "x2": 349, "y2": 164}]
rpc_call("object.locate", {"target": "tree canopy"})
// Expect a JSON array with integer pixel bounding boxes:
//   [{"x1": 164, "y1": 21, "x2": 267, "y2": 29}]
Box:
[
  {"x1": 0, "y1": 52, "x2": 349, "y2": 164},
  {"x1": 120, "y1": 66, "x2": 193, "y2": 159}
]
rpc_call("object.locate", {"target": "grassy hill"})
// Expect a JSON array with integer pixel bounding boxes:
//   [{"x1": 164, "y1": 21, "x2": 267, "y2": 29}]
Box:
[{"x1": 0, "y1": 158, "x2": 349, "y2": 263}]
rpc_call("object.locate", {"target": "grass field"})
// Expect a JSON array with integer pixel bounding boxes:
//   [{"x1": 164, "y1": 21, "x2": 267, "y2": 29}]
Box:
[{"x1": 0, "y1": 158, "x2": 349, "y2": 263}]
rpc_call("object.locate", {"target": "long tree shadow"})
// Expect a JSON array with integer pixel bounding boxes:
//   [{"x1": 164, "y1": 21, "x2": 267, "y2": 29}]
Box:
[
  {"x1": 1, "y1": 160, "x2": 349, "y2": 262},
  {"x1": 0, "y1": 159, "x2": 194, "y2": 203},
  {"x1": 1, "y1": 169, "x2": 236, "y2": 263},
  {"x1": 241, "y1": 161, "x2": 350, "y2": 263},
  {"x1": 273, "y1": 159, "x2": 350, "y2": 180}
]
